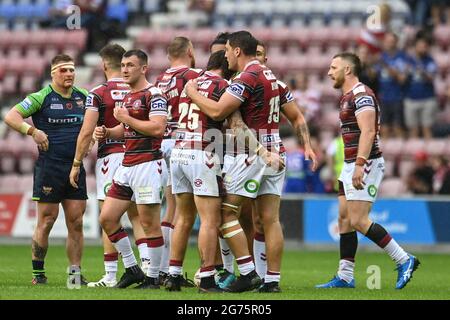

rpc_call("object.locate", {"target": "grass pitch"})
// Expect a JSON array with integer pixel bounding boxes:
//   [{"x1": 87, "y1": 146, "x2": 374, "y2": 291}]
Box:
[{"x1": 0, "y1": 244, "x2": 449, "y2": 300}]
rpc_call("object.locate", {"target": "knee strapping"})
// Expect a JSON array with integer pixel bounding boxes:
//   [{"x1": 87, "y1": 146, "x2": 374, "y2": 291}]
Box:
[
  {"x1": 220, "y1": 220, "x2": 243, "y2": 239},
  {"x1": 222, "y1": 202, "x2": 240, "y2": 215}
]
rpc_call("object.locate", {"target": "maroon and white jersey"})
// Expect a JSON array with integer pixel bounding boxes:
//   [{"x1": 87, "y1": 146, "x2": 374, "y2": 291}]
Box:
[
  {"x1": 226, "y1": 60, "x2": 285, "y2": 153},
  {"x1": 121, "y1": 85, "x2": 168, "y2": 166},
  {"x1": 277, "y1": 80, "x2": 294, "y2": 106},
  {"x1": 175, "y1": 71, "x2": 228, "y2": 150},
  {"x1": 155, "y1": 66, "x2": 203, "y2": 138},
  {"x1": 339, "y1": 82, "x2": 382, "y2": 163},
  {"x1": 86, "y1": 78, "x2": 129, "y2": 158}
]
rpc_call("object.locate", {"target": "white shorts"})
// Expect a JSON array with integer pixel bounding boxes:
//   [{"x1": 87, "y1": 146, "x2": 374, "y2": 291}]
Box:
[
  {"x1": 222, "y1": 154, "x2": 235, "y2": 175},
  {"x1": 95, "y1": 153, "x2": 124, "y2": 201},
  {"x1": 161, "y1": 139, "x2": 176, "y2": 186},
  {"x1": 170, "y1": 148, "x2": 224, "y2": 196},
  {"x1": 109, "y1": 159, "x2": 167, "y2": 204},
  {"x1": 223, "y1": 153, "x2": 286, "y2": 199},
  {"x1": 339, "y1": 157, "x2": 385, "y2": 202}
]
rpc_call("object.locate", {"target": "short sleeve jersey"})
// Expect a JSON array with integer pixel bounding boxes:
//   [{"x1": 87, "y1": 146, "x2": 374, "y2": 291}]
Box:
[
  {"x1": 85, "y1": 78, "x2": 129, "y2": 158},
  {"x1": 15, "y1": 85, "x2": 88, "y2": 161},
  {"x1": 121, "y1": 85, "x2": 168, "y2": 166},
  {"x1": 339, "y1": 82, "x2": 382, "y2": 163}
]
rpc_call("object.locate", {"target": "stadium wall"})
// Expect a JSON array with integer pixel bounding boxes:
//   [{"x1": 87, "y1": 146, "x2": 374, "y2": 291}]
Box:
[{"x1": 1, "y1": 193, "x2": 449, "y2": 245}]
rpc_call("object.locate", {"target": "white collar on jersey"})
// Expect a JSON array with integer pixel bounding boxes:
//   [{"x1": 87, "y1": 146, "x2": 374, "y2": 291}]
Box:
[
  {"x1": 108, "y1": 78, "x2": 124, "y2": 82},
  {"x1": 344, "y1": 81, "x2": 363, "y2": 95},
  {"x1": 167, "y1": 65, "x2": 189, "y2": 73}
]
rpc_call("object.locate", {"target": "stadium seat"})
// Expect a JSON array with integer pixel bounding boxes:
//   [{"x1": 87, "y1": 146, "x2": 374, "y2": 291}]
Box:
[
  {"x1": 403, "y1": 138, "x2": 426, "y2": 159},
  {"x1": 399, "y1": 160, "x2": 415, "y2": 179},
  {"x1": 17, "y1": 174, "x2": 33, "y2": 193},
  {"x1": 381, "y1": 138, "x2": 405, "y2": 159},
  {"x1": 424, "y1": 139, "x2": 448, "y2": 156},
  {"x1": 379, "y1": 177, "x2": 408, "y2": 197},
  {"x1": 0, "y1": 174, "x2": 21, "y2": 193}
]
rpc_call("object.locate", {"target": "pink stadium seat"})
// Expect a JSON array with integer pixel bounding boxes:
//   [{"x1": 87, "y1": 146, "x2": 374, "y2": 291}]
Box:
[
  {"x1": 0, "y1": 174, "x2": 21, "y2": 193},
  {"x1": 28, "y1": 30, "x2": 49, "y2": 49},
  {"x1": 380, "y1": 138, "x2": 405, "y2": 159},
  {"x1": 425, "y1": 139, "x2": 447, "y2": 156},
  {"x1": 2, "y1": 74, "x2": 19, "y2": 94},
  {"x1": 433, "y1": 25, "x2": 450, "y2": 48},
  {"x1": 379, "y1": 178, "x2": 407, "y2": 197},
  {"x1": 65, "y1": 29, "x2": 87, "y2": 51},
  {"x1": 403, "y1": 138, "x2": 426, "y2": 159},
  {"x1": 0, "y1": 30, "x2": 13, "y2": 48},
  {"x1": 47, "y1": 30, "x2": 68, "y2": 50},
  {"x1": 321, "y1": 109, "x2": 340, "y2": 128},
  {"x1": 399, "y1": 160, "x2": 415, "y2": 179},
  {"x1": 10, "y1": 31, "x2": 30, "y2": 50},
  {"x1": 20, "y1": 74, "x2": 39, "y2": 94},
  {"x1": 17, "y1": 174, "x2": 33, "y2": 193},
  {"x1": 384, "y1": 159, "x2": 394, "y2": 177}
]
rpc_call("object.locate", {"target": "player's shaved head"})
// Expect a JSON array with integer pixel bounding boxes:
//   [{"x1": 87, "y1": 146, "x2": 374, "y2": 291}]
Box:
[
  {"x1": 167, "y1": 36, "x2": 192, "y2": 59},
  {"x1": 123, "y1": 49, "x2": 148, "y2": 66},
  {"x1": 333, "y1": 52, "x2": 362, "y2": 77},
  {"x1": 99, "y1": 44, "x2": 126, "y2": 70},
  {"x1": 227, "y1": 31, "x2": 257, "y2": 56}
]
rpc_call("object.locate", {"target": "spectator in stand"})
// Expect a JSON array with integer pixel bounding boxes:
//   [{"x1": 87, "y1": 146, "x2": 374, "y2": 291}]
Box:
[
  {"x1": 291, "y1": 72, "x2": 321, "y2": 130},
  {"x1": 357, "y1": 45, "x2": 380, "y2": 96},
  {"x1": 432, "y1": 156, "x2": 450, "y2": 194},
  {"x1": 431, "y1": 0, "x2": 450, "y2": 26},
  {"x1": 74, "y1": 0, "x2": 107, "y2": 52},
  {"x1": 405, "y1": 0, "x2": 430, "y2": 27},
  {"x1": 377, "y1": 32, "x2": 408, "y2": 139},
  {"x1": 283, "y1": 137, "x2": 324, "y2": 194},
  {"x1": 404, "y1": 35, "x2": 438, "y2": 139},
  {"x1": 326, "y1": 135, "x2": 344, "y2": 193},
  {"x1": 407, "y1": 151, "x2": 435, "y2": 194}
]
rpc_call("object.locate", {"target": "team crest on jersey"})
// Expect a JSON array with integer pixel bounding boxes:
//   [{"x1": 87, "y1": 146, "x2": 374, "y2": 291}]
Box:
[
  {"x1": 66, "y1": 103, "x2": 73, "y2": 110},
  {"x1": 132, "y1": 100, "x2": 142, "y2": 110},
  {"x1": 355, "y1": 96, "x2": 375, "y2": 109},
  {"x1": 229, "y1": 83, "x2": 245, "y2": 97},
  {"x1": 263, "y1": 70, "x2": 276, "y2": 80}
]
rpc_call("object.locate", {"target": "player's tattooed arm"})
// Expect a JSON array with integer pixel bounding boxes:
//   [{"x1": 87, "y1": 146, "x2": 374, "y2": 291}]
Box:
[
  {"x1": 228, "y1": 111, "x2": 285, "y2": 171},
  {"x1": 32, "y1": 240, "x2": 48, "y2": 260}
]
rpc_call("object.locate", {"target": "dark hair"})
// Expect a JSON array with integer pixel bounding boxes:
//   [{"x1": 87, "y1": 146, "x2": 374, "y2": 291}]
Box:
[
  {"x1": 333, "y1": 52, "x2": 362, "y2": 77},
  {"x1": 123, "y1": 49, "x2": 148, "y2": 65},
  {"x1": 206, "y1": 50, "x2": 234, "y2": 80},
  {"x1": 99, "y1": 44, "x2": 126, "y2": 70},
  {"x1": 209, "y1": 32, "x2": 230, "y2": 50},
  {"x1": 167, "y1": 36, "x2": 192, "y2": 59},
  {"x1": 51, "y1": 54, "x2": 73, "y2": 66},
  {"x1": 228, "y1": 31, "x2": 257, "y2": 56},
  {"x1": 257, "y1": 40, "x2": 266, "y2": 50}
]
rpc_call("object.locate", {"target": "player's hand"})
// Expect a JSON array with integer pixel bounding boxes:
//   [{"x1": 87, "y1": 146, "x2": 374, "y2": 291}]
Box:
[
  {"x1": 32, "y1": 129, "x2": 49, "y2": 151},
  {"x1": 185, "y1": 79, "x2": 199, "y2": 97},
  {"x1": 261, "y1": 150, "x2": 285, "y2": 171},
  {"x1": 69, "y1": 166, "x2": 80, "y2": 188},
  {"x1": 94, "y1": 125, "x2": 107, "y2": 140},
  {"x1": 304, "y1": 146, "x2": 318, "y2": 172},
  {"x1": 114, "y1": 106, "x2": 129, "y2": 123},
  {"x1": 352, "y1": 165, "x2": 365, "y2": 190}
]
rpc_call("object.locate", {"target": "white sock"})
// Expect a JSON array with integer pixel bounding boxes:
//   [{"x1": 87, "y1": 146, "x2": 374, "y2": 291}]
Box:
[
  {"x1": 383, "y1": 239, "x2": 409, "y2": 265},
  {"x1": 104, "y1": 253, "x2": 118, "y2": 281},
  {"x1": 236, "y1": 255, "x2": 254, "y2": 276},
  {"x1": 147, "y1": 237, "x2": 164, "y2": 278},
  {"x1": 219, "y1": 237, "x2": 235, "y2": 273},
  {"x1": 136, "y1": 241, "x2": 149, "y2": 262},
  {"x1": 160, "y1": 224, "x2": 172, "y2": 274},
  {"x1": 169, "y1": 260, "x2": 183, "y2": 276},
  {"x1": 111, "y1": 235, "x2": 137, "y2": 269},
  {"x1": 265, "y1": 271, "x2": 280, "y2": 283},
  {"x1": 253, "y1": 234, "x2": 267, "y2": 278},
  {"x1": 337, "y1": 259, "x2": 355, "y2": 283}
]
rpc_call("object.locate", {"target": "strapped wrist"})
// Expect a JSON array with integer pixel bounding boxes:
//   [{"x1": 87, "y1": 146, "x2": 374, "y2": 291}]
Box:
[
  {"x1": 355, "y1": 156, "x2": 368, "y2": 166},
  {"x1": 19, "y1": 122, "x2": 32, "y2": 135},
  {"x1": 73, "y1": 159, "x2": 82, "y2": 167}
]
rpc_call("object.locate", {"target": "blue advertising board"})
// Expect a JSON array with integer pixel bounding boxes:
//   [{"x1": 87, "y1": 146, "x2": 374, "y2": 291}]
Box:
[{"x1": 304, "y1": 199, "x2": 436, "y2": 244}]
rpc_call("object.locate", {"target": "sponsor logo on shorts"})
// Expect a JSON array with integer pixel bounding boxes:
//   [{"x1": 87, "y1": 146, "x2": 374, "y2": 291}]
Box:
[
  {"x1": 42, "y1": 186, "x2": 53, "y2": 195},
  {"x1": 244, "y1": 179, "x2": 260, "y2": 193},
  {"x1": 138, "y1": 187, "x2": 153, "y2": 201},
  {"x1": 104, "y1": 182, "x2": 112, "y2": 195},
  {"x1": 194, "y1": 179, "x2": 203, "y2": 187},
  {"x1": 368, "y1": 185, "x2": 377, "y2": 197}
]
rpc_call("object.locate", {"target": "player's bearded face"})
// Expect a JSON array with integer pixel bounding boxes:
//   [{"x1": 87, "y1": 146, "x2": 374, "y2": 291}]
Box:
[
  {"x1": 121, "y1": 57, "x2": 145, "y2": 85},
  {"x1": 328, "y1": 59, "x2": 345, "y2": 89}
]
